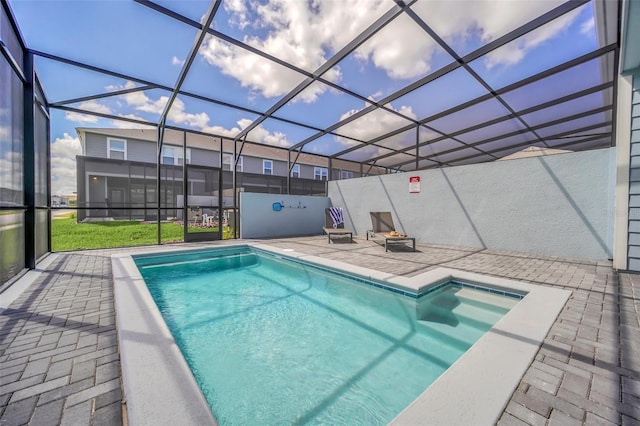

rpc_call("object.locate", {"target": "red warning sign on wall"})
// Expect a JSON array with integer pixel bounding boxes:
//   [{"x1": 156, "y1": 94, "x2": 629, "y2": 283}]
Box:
[{"x1": 409, "y1": 176, "x2": 420, "y2": 193}]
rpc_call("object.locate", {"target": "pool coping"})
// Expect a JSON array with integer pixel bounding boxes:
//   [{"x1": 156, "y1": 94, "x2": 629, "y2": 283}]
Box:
[{"x1": 112, "y1": 242, "x2": 571, "y2": 426}]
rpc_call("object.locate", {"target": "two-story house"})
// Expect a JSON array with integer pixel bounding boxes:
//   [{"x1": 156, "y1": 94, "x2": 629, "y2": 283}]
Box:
[{"x1": 75, "y1": 127, "x2": 384, "y2": 221}]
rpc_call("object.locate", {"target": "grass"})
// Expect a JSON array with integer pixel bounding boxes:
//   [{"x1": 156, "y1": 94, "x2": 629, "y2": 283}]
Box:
[
  {"x1": 51, "y1": 218, "x2": 228, "y2": 251},
  {"x1": 53, "y1": 211, "x2": 75, "y2": 219}
]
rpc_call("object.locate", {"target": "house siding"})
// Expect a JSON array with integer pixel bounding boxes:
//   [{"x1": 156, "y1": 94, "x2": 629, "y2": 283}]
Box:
[
  {"x1": 272, "y1": 160, "x2": 287, "y2": 176},
  {"x1": 627, "y1": 74, "x2": 640, "y2": 270},
  {"x1": 190, "y1": 147, "x2": 219, "y2": 168},
  {"x1": 82, "y1": 131, "x2": 363, "y2": 179},
  {"x1": 299, "y1": 164, "x2": 317, "y2": 180},
  {"x1": 85, "y1": 133, "x2": 108, "y2": 157},
  {"x1": 241, "y1": 156, "x2": 264, "y2": 174},
  {"x1": 127, "y1": 139, "x2": 154, "y2": 162}
]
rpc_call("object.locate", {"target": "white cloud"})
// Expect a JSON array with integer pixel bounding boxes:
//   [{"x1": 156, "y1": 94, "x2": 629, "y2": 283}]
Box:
[
  {"x1": 413, "y1": 0, "x2": 565, "y2": 46},
  {"x1": 247, "y1": 125, "x2": 291, "y2": 147},
  {"x1": 65, "y1": 112, "x2": 99, "y2": 123},
  {"x1": 410, "y1": 0, "x2": 582, "y2": 71},
  {"x1": 483, "y1": 6, "x2": 582, "y2": 69},
  {"x1": 106, "y1": 81, "x2": 283, "y2": 143},
  {"x1": 106, "y1": 82, "x2": 157, "y2": 109},
  {"x1": 201, "y1": 0, "x2": 573, "y2": 101},
  {"x1": 580, "y1": 17, "x2": 595, "y2": 35},
  {"x1": 172, "y1": 56, "x2": 186, "y2": 66},
  {"x1": 134, "y1": 96, "x2": 168, "y2": 114},
  {"x1": 200, "y1": 0, "x2": 389, "y2": 101},
  {"x1": 51, "y1": 133, "x2": 82, "y2": 195},
  {"x1": 202, "y1": 118, "x2": 250, "y2": 138},
  {"x1": 369, "y1": 91, "x2": 384, "y2": 102},
  {"x1": 203, "y1": 118, "x2": 290, "y2": 147},
  {"x1": 113, "y1": 83, "x2": 209, "y2": 128},
  {"x1": 116, "y1": 82, "x2": 156, "y2": 108},
  {"x1": 335, "y1": 102, "x2": 417, "y2": 151},
  {"x1": 112, "y1": 114, "x2": 155, "y2": 129},
  {"x1": 223, "y1": 0, "x2": 249, "y2": 29},
  {"x1": 124, "y1": 92, "x2": 155, "y2": 110},
  {"x1": 100, "y1": 81, "x2": 264, "y2": 135},
  {"x1": 68, "y1": 100, "x2": 111, "y2": 117},
  {"x1": 199, "y1": 36, "x2": 319, "y2": 101},
  {"x1": 105, "y1": 81, "x2": 137, "y2": 92},
  {"x1": 354, "y1": 13, "x2": 441, "y2": 80},
  {"x1": 167, "y1": 98, "x2": 210, "y2": 128},
  {"x1": 64, "y1": 100, "x2": 112, "y2": 123},
  {"x1": 0, "y1": 125, "x2": 9, "y2": 140}
]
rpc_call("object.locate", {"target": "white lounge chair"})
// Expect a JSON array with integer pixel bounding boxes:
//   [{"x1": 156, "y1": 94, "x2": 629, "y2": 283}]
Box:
[{"x1": 322, "y1": 207, "x2": 353, "y2": 243}]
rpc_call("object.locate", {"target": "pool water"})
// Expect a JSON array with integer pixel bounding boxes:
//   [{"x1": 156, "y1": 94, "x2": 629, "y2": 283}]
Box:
[{"x1": 136, "y1": 247, "x2": 520, "y2": 425}]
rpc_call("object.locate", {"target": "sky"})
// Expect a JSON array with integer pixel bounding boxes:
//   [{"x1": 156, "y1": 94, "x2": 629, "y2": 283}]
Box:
[{"x1": 3, "y1": 0, "x2": 609, "y2": 196}]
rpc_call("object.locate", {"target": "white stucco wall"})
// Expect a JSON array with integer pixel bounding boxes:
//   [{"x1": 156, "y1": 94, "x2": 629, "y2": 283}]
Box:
[
  {"x1": 240, "y1": 193, "x2": 330, "y2": 239},
  {"x1": 329, "y1": 148, "x2": 616, "y2": 260}
]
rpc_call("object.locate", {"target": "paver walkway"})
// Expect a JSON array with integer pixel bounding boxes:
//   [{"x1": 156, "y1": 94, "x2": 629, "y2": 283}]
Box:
[{"x1": 0, "y1": 236, "x2": 638, "y2": 425}]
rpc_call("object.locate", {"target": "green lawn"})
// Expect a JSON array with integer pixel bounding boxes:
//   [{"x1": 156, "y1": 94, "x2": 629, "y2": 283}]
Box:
[{"x1": 51, "y1": 218, "x2": 225, "y2": 251}]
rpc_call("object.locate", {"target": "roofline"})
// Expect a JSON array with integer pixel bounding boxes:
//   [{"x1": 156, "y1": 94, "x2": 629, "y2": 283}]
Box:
[
  {"x1": 75, "y1": 127, "x2": 384, "y2": 171},
  {"x1": 75, "y1": 127, "x2": 86, "y2": 156}
]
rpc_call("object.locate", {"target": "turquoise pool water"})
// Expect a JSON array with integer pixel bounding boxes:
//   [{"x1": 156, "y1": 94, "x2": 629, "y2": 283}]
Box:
[{"x1": 135, "y1": 247, "x2": 520, "y2": 425}]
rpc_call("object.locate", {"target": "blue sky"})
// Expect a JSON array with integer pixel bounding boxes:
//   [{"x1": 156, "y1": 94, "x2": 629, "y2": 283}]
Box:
[{"x1": 5, "y1": 0, "x2": 611, "y2": 194}]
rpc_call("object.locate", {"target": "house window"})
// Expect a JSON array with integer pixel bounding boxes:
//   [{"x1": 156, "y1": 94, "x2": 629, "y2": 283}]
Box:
[
  {"x1": 340, "y1": 170, "x2": 353, "y2": 179},
  {"x1": 223, "y1": 154, "x2": 243, "y2": 171},
  {"x1": 161, "y1": 147, "x2": 173, "y2": 165},
  {"x1": 108, "y1": 138, "x2": 126, "y2": 160},
  {"x1": 291, "y1": 164, "x2": 300, "y2": 178},
  {"x1": 263, "y1": 159, "x2": 273, "y2": 175},
  {"x1": 314, "y1": 167, "x2": 328, "y2": 181},
  {"x1": 161, "y1": 145, "x2": 191, "y2": 165}
]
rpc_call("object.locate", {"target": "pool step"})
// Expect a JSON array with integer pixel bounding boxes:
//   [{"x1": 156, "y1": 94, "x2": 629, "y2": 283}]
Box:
[
  {"x1": 415, "y1": 291, "x2": 513, "y2": 347},
  {"x1": 453, "y1": 303, "x2": 508, "y2": 330},
  {"x1": 418, "y1": 290, "x2": 507, "y2": 325},
  {"x1": 413, "y1": 319, "x2": 474, "y2": 352},
  {"x1": 416, "y1": 311, "x2": 491, "y2": 347},
  {"x1": 422, "y1": 301, "x2": 505, "y2": 331},
  {"x1": 453, "y1": 287, "x2": 520, "y2": 313}
]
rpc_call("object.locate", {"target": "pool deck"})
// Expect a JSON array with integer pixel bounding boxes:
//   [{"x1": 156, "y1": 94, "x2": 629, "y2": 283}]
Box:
[{"x1": 1, "y1": 236, "x2": 639, "y2": 425}]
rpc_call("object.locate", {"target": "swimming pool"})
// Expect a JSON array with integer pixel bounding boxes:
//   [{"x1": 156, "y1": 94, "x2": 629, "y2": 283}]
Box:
[
  {"x1": 134, "y1": 246, "x2": 520, "y2": 424},
  {"x1": 112, "y1": 243, "x2": 570, "y2": 425}
]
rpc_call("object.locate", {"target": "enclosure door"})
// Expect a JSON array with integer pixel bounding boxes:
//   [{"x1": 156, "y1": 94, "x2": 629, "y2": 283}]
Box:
[
  {"x1": 108, "y1": 188, "x2": 124, "y2": 218},
  {"x1": 185, "y1": 166, "x2": 223, "y2": 242}
]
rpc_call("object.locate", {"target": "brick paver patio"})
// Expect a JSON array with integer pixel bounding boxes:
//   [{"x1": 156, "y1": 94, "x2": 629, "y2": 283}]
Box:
[{"x1": 1, "y1": 236, "x2": 639, "y2": 425}]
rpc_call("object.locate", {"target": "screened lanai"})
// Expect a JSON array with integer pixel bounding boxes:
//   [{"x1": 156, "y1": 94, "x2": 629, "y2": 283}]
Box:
[
  {"x1": 13, "y1": 0, "x2": 620, "y2": 164},
  {"x1": 4, "y1": 2, "x2": 640, "y2": 425},
  {"x1": 0, "y1": 0, "x2": 634, "y2": 287}
]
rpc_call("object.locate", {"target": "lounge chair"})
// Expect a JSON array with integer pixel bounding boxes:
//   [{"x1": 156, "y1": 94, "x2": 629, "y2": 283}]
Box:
[
  {"x1": 367, "y1": 211, "x2": 415, "y2": 252},
  {"x1": 323, "y1": 207, "x2": 353, "y2": 243}
]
